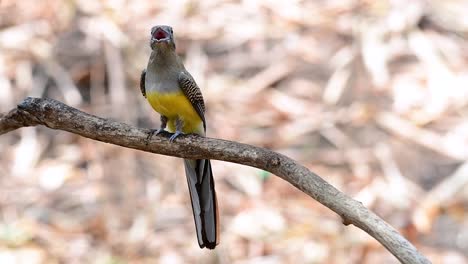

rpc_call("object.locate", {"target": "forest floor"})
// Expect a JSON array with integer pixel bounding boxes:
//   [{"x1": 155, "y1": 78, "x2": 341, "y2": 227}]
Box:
[{"x1": 1, "y1": 0, "x2": 468, "y2": 263}]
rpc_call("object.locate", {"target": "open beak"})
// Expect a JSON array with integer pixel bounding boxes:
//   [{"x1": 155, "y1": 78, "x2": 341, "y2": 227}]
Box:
[{"x1": 151, "y1": 27, "x2": 170, "y2": 43}]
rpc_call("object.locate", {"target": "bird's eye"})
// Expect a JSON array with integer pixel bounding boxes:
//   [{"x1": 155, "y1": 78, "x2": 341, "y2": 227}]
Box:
[{"x1": 170, "y1": 28, "x2": 173, "y2": 34}]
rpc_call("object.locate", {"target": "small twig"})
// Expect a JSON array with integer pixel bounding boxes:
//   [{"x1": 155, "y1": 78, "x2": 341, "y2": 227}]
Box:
[
  {"x1": 244, "y1": 59, "x2": 296, "y2": 94},
  {"x1": 412, "y1": 162, "x2": 468, "y2": 233},
  {"x1": 374, "y1": 143, "x2": 424, "y2": 208},
  {"x1": 323, "y1": 47, "x2": 354, "y2": 105},
  {"x1": 376, "y1": 112, "x2": 467, "y2": 160},
  {"x1": 43, "y1": 61, "x2": 83, "y2": 106},
  {"x1": 104, "y1": 41, "x2": 127, "y2": 107},
  {"x1": 0, "y1": 97, "x2": 430, "y2": 264}
]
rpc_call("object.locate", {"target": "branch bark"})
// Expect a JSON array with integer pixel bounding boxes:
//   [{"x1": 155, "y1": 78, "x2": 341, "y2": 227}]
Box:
[{"x1": 0, "y1": 97, "x2": 430, "y2": 264}]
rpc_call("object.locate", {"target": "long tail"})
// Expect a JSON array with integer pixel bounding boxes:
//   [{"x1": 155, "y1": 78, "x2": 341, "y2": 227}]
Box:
[{"x1": 184, "y1": 159, "x2": 219, "y2": 249}]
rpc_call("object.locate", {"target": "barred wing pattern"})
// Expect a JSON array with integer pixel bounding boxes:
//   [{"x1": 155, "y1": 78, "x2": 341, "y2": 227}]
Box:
[{"x1": 178, "y1": 71, "x2": 206, "y2": 131}]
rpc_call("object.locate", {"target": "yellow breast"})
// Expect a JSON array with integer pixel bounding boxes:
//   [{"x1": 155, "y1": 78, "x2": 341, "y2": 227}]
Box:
[{"x1": 146, "y1": 91, "x2": 203, "y2": 134}]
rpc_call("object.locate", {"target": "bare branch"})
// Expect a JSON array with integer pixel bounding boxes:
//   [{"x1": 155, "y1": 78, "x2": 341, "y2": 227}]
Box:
[{"x1": 0, "y1": 97, "x2": 430, "y2": 264}]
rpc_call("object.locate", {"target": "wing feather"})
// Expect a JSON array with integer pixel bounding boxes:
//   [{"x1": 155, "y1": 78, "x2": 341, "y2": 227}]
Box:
[
  {"x1": 140, "y1": 69, "x2": 146, "y2": 98},
  {"x1": 178, "y1": 72, "x2": 206, "y2": 131}
]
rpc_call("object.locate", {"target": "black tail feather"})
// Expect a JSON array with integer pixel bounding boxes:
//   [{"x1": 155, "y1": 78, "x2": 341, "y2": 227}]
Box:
[{"x1": 184, "y1": 159, "x2": 219, "y2": 249}]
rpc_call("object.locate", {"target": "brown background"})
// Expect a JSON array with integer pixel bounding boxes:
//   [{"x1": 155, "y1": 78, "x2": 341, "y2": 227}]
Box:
[{"x1": 1, "y1": 0, "x2": 468, "y2": 263}]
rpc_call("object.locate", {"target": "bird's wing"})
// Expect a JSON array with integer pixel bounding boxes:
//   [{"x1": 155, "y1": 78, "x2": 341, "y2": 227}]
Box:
[
  {"x1": 178, "y1": 71, "x2": 206, "y2": 131},
  {"x1": 140, "y1": 69, "x2": 146, "y2": 98}
]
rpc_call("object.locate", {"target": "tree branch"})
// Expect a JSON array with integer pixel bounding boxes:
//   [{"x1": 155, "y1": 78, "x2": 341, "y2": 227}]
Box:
[{"x1": 0, "y1": 97, "x2": 430, "y2": 264}]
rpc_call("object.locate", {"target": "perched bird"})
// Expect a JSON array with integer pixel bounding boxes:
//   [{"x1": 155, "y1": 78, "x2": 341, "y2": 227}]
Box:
[{"x1": 140, "y1": 25, "x2": 219, "y2": 249}]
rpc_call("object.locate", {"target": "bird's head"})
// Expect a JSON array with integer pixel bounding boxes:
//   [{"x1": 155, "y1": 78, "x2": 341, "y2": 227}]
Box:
[{"x1": 150, "y1": 25, "x2": 175, "y2": 51}]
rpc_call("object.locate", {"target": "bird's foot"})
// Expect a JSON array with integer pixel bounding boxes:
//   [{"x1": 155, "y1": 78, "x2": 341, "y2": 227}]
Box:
[
  {"x1": 169, "y1": 131, "x2": 184, "y2": 142},
  {"x1": 146, "y1": 128, "x2": 165, "y2": 145}
]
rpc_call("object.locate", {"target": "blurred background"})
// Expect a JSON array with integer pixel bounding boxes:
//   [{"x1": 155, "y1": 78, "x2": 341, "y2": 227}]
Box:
[{"x1": 1, "y1": 0, "x2": 468, "y2": 263}]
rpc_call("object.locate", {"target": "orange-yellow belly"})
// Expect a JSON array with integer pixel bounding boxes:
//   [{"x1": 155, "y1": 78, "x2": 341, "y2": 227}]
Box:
[{"x1": 146, "y1": 91, "x2": 203, "y2": 134}]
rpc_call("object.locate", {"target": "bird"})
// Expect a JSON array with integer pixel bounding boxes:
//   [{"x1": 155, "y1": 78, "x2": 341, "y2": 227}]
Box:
[{"x1": 140, "y1": 25, "x2": 219, "y2": 249}]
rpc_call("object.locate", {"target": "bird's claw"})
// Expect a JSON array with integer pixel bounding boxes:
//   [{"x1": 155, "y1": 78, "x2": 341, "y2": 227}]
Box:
[
  {"x1": 146, "y1": 128, "x2": 165, "y2": 145},
  {"x1": 169, "y1": 131, "x2": 183, "y2": 142}
]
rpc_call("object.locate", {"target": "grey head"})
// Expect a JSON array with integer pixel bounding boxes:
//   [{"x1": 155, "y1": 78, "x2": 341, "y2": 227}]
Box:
[{"x1": 150, "y1": 25, "x2": 175, "y2": 51}]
